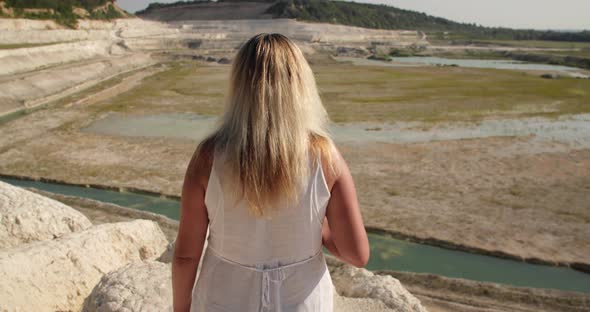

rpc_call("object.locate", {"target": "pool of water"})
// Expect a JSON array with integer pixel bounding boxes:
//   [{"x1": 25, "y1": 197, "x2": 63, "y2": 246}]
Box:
[
  {"x1": 83, "y1": 113, "x2": 590, "y2": 148},
  {"x1": 83, "y1": 113, "x2": 219, "y2": 143},
  {"x1": 336, "y1": 56, "x2": 589, "y2": 77},
  {"x1": 3, "y1": 176, "x2": 590, "y2": 293},
  {"x1": 390, "y1": 56, "x2": 583, "y2": 72}
]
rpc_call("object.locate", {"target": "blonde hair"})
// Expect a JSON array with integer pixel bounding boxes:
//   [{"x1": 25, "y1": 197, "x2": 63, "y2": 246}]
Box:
[{"x1": 196, "y1": 33, "x2": 335, "y2": 217}]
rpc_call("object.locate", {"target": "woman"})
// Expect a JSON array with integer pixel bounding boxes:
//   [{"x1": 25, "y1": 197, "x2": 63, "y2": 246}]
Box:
[{"x1": 172, "y1": 33, "x2": 369, "y2": 312}]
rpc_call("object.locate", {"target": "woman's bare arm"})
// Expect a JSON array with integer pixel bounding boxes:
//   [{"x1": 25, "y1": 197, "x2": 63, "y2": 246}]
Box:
[
  {"x1": 172, "y1": 147, "x2": 211, "y2": 312},
  {"x1": 321, "y1": 217, "x2": 341, "y2": 258},
  {"x1": 323, "y1": 147, "x2": 370, "y2": 268}
]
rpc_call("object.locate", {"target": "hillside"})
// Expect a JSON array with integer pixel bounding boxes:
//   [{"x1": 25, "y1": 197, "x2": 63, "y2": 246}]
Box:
[
  {"x1": 0, "y1": 0, "x2": 130, "y2": 27},
  {"x1": 137, "y1": 1, "x2": 275, "y2": 21},
  {"x1": 137, "y1": 0, "x2": 590, "y2": 43},
  {"x1": 266, "y1": 0, "x2": 590, "y2": 42},
  {"x1": 267, "y1": 0, "x2": 465, "y2": 31}
]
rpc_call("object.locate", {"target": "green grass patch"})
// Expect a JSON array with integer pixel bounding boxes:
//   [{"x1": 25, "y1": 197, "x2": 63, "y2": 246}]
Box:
[
  {"x1": 0, "y1": 41, "x2": 73, "y2": 50},
  {"x1": 0, "y1": 110, "x2": 27, "y2": 126},
  {"x1": 96, "y1": 61, "x2": 228, "y2": 115},
  {"x1": 95, "y1": 60, "x2": 590, "y2": 123},
  {"x1": 3, "y1": 0, "x2": 125, "y2": 28},
  {"x1": 474, "y1": 40, "x2": 590, "y2": 50},
  {"x1": 542, "y1": 50, "x2": 590, "y2": 59},
  {"x1": 0, "y1": 71, "x2": 135, "y2": 128},
  {"x1": 385, "y1": 188, "x2": 400, "y2": 197},
  {"x1": 313, "y1": 64, "x2": 590, "y2": 123},
  {"x1": 429, "y1": 50, "x2": 512, "y2": 60},
  {"x1": 556, "y1": 210, "x2": 590, "y2": 223}
]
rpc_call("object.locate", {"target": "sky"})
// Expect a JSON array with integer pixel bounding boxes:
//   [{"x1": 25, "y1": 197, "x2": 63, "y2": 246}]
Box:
[{"x1": 117, "y1": 0, "x2": 590, "y2": 30}]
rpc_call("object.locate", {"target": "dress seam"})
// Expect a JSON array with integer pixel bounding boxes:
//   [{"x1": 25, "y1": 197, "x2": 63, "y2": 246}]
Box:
[{"x1": 206, "y1": 246, "x2": 324, "y2": 273}]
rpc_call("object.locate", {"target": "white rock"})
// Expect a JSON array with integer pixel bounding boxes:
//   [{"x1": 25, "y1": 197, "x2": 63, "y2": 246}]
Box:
[
  {"x1": 156, "y1": 238, "x2": 207, "y2": 269},
  {"x1": 0, "y1": 219, "x2": 168, "y2": 312},
  {"x1": 84, "y1": 260, "x2": 173, "y2": 312},
  {"x1": 0, "y1": 40, "x2": 111, "y2": 76},
  {"x1": 331, "y1": 264, "x2": 427, "y2": 312},
  {"x1": 157, "y1": 239, "x2": 176, "y2": 263},
  {"x1": 0, "y1": 181, "x2": 92, "y2": 249},
  {"x1": 334, "y1": 293, "x2": 392, "y2": 312}
]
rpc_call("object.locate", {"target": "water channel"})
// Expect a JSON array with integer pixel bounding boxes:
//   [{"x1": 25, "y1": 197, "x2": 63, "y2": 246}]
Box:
[{"x1": 2, "y1": 177, "x2": 589, "y2": 293}]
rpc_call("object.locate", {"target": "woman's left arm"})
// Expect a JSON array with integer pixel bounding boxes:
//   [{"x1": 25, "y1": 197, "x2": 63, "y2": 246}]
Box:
[
  {"x1": 321, "y1": 217, "x2": 341, "y2": 258},
  {"x1": 172, "y1": 148, "x2": 211, "y2": 312}
]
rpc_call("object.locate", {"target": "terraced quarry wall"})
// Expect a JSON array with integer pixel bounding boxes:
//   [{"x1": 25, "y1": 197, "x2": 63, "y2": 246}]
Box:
[
  {"x1": 0, "y1": 18, "x2": 176, "y2": 117},
  {"x1": 0, "y1": 16, "x2": 424, "y2": 118}
]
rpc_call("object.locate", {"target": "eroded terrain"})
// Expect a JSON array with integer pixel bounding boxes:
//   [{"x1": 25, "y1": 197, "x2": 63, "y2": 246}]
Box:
[{"x1": 1, "y1": 58, "x2": 588, "y2": 269}]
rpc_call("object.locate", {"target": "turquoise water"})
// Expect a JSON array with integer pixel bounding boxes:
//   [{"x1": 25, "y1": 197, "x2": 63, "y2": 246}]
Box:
[
  {"x1": 3, "y1": 176, "x2": 590, "y2": 293},
  {"x1": 1, "y1": 177, "x2": 181, "y2": 220},
  {"x1": 389, "y1": 56, "x2": 583, "y2": 72},
  {"x1": 336, "y1": 56, "x2": 588, "y2": 76},
  {"x1": 368, "y1": 234, "x2": 590, "y2": 292},
  {"x1": 82, "y1": 113, "x2": 590, "y2": 148}
]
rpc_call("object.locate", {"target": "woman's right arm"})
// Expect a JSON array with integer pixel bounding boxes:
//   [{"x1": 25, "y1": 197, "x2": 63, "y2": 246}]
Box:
[
  {"x1": 323, "y1": 147, "x2": 370, "y2": 268},
  {"x1": 172, "y1": 147, "x2": 211, "y2": 312}
]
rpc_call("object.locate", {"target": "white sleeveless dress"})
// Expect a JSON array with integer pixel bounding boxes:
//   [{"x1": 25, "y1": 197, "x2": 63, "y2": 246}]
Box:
[{"x1": 190, "y1": 149, "x2": 334, "y2": 312}]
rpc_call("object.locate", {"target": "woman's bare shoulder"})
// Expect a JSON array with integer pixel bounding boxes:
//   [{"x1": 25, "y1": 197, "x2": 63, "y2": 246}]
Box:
[
  {"x1": 185, "y1": 138, "x2": 215, "y2": 190},
  {"x1": 319, "y1": 141, "x2": 346, "y2": 191}
]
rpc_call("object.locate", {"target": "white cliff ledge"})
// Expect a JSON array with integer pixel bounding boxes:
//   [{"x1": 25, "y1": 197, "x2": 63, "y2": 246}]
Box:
[
  {"x1": 0, "y1": 219, "x2": 168, "y2": 311},
  {"x1": 0, "y1": 180, "x2": 92, "y2": 249}
]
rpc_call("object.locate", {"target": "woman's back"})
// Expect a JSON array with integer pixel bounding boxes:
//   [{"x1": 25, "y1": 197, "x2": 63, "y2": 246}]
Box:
[
  {"x1": 190, "y1": 148, "x2": 335, "y2": 311},
  {"x1": 205, "y1": 149, "x2": 331, "y2": 267},
  {"x1": 172, "y1": 33, "x2": 369, "y2": 312}
]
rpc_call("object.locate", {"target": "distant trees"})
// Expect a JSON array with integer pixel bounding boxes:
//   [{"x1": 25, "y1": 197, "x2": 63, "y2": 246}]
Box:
[
  {"x1": 5, "y1": 0, "x2": 109, "y2": 10},
  {"x1": 89, "y1": 3, "x2": 121, "y2": 20},
  {"x1": 534, "y1": 31, "x2": 590, "y2": 42},
  {"x1": 3, "y1": 0, "x2": 124, "y2": 27},
  {"x1": 266, "y1": 0, "x2": 463, "y2": 31},
  {"x1": 265, "y1": 0, "x2": 590, "y2": 42},
  {"x1": 136, "y1": 0, "x2": 213, "y2": 15}
]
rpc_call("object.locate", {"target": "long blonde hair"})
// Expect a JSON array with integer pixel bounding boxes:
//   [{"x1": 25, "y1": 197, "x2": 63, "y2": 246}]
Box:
[{"x1": 198, "y1": 33, "x2": 335, "y2": 217}]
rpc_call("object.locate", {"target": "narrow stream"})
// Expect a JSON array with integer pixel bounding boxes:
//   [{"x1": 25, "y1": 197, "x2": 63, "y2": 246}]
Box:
[{"x1": 2, "y1": 177, "x2": 589, "y2": 293}]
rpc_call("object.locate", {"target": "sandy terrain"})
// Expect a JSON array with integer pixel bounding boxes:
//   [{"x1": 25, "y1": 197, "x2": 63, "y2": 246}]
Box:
[
  {"x1": 0, "y1": 56, "x2": 589, "y2": 270},
  {"x1": 389, "y1": 270, "x2": 590, "y2": 312},
  {"x1": 342, "y1": 139, "x2": 590, "y2": 266}
]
